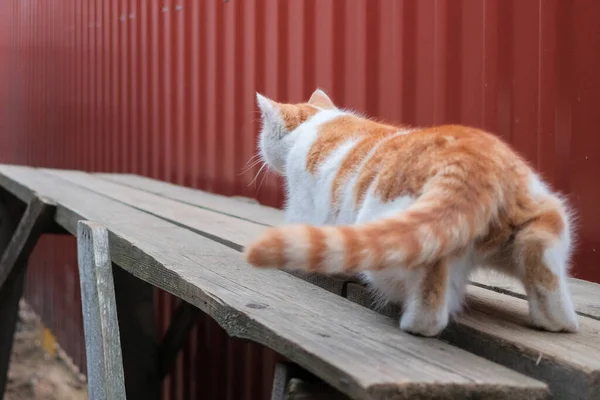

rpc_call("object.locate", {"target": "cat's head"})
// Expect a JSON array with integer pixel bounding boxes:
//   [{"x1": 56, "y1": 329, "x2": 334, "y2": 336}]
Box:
[{"x1": 256, "y1": 89, "x2": 337, "y2": 174}]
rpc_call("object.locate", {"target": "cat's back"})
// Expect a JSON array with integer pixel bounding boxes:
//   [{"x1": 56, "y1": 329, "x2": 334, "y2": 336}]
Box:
[{"x1": 288, "y1": 113, "x2": 538, "y2": 226}]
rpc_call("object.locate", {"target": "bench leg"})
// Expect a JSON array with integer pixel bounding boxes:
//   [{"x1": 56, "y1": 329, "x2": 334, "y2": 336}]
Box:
[
  {"x1": 0, "y1": 196, "x2": 57, "y2": 288},
  {"x1": 271, "y1": 362, "x2": 293, "y2": 400},
  {"x1": 77, "y1": 221, "x2": 127, "y2": 400},
  {"x1": 0, "y1": 194, "x2": 56, "y2": 398},
  {"x1": 77, "y1": 221, "x2": 161, "y2": 400}
]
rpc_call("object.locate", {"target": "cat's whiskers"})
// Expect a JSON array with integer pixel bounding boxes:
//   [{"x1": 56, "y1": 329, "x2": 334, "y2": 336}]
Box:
[
  {"x1": 256, "y1": 167, "x2": 271, "y2": 193},
  {"x1": 240, "y1": 155, "x2": 263, "y2": 175},
  {"x1": 247, "y1": 162, "x2": 267, "y2": 188},
  {"x1": 241, "y1": 153, "x2": 261, "y2": 169}
]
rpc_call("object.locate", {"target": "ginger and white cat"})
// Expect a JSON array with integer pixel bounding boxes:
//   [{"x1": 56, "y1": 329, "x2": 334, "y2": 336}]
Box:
[{"x1": 244, "y1": 89, "x2": 579, "y2": 337}]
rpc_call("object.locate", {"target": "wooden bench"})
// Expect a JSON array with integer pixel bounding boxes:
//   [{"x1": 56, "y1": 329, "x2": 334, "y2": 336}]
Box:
[{"x1": 0, "y1": 164, "x2": 598, "y2": 400}]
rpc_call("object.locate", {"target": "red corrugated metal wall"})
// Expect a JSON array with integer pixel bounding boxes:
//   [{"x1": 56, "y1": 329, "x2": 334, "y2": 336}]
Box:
[{"x1": 1, "y1": 0, "x2": 600, "y2": 399}]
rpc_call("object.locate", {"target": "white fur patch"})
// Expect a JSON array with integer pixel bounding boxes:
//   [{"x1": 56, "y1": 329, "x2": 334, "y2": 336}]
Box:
[
  {"x1": 527, "y1": 173, "x2": 551, "y2": 198},
  {"x1": 283, "y1": 110, "x2": 346, "y2": 224},
  {"x1": 281, "y1": 226, "x2": 311, "y2": 271},
  {"x1": 321, "y1": 228, "x2": 347, "y2": 274}
]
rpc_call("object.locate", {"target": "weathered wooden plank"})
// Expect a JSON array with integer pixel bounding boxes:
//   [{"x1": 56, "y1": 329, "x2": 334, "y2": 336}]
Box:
[
  {"x1": 346, "y1": 283, "x2": 600, "y2": 400},
  {"x1": 470, "y1": 270, "x2": 600, "y2": 321},
  {"x1": 95, "y1": 172, "x2": 600, "y2": 321},
  {"x1": 0, "y1": 189, "x2": 26, "y2": 399},
  {"x1": 0, "y1": 196, "x2": 56, "y2": 289},
  {"x1": 0, "y1": 165, "x2": 549, "y2": 400},
  {"x1": 157, "y1": 300, "x2": 201, "y2": 379},
  {"x1": 0, "y1": 173, "x2": 35, "y2": 203},
  {"x1": 76, "y1": 221, "x2": 127, "y2": 400},
  {"x1": 286, "y1": 271, "x2": 347, "y2": 295},
  {"x1": 41, "y1": 169, "x2": 600, "y2": 399},
  {"x1": 451, "y1": 286, "x2": 600, "y2": 400},
  {"x1": 97, "y1": 172, "x2": 284, "y2": 227},
  {"x1": 100, "y1": 172, "x2": 359, "y2": 291},
  {"x1": 55, "y1": 169, "x2": 350, "y2": 295},
  {"x1": 48, "y1": 170, "x2": 265, "y2": 251}
]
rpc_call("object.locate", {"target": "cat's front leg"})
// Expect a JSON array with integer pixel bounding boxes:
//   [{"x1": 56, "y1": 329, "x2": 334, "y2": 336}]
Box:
[{"x1": 399, "y1": 259, "x2": 451, "y2": 337}]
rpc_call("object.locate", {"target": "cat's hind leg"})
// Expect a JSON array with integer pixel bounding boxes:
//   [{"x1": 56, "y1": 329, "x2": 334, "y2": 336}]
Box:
[{"x1": 512, "y1": 210, "x2": 579, "y2": 332}]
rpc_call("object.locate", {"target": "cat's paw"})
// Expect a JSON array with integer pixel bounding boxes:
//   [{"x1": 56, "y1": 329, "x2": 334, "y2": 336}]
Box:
[
  {"x1": 399, "y1": 308, "x2": 449, "y2": 337},
  {"x1": 529, "y1": 304, "x2": 579, "y2": 333},
  {"x1": 530, "y1": 313, "x2": 579, "y2": 333},
  {"x1": 528, "y1": 290, "x2": 579, "y2": 333}
]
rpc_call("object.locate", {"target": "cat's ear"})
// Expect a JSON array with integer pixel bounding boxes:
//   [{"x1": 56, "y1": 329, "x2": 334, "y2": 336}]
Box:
[
  {"x1": 257, "y1": 93, "x2": 281, "y2": 120},
  {"x1": 256, "y1": 92, "x2": 279, "y2": 117},
  {"x1": 308, "y1": 89, "x2": 336, "y2": 110},
  {"x1": 256, "y1": 93, "x2": 286, "y2": 133}
]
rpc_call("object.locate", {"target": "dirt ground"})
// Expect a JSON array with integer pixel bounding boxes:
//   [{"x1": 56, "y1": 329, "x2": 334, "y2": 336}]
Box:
[{"x1": 5, "y1": 301, "x2": 88, "y2": 400}]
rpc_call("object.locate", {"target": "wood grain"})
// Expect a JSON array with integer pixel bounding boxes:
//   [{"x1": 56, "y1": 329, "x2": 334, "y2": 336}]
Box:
[
  {"x1": 0, "y1": 165, "x2": 549, "y2": 400},
  {"x1": 97, "y1": 172, "x2": 284, "y2": 227},
  {"x1": 53, "y1": 169, "x2": 350, "y2": 295},
  {"x1": 470, "y1": 270, "x2": 600, "y2": 321},
  {"x1": 76, "y1": 221, "x2": 127, "y2": 400},
  {"x1": 271, "y1": 363, "x2": 292, "y2": 400},
  {"x1": 94, "y1": 172, "x2": 600, "y2": 321}
]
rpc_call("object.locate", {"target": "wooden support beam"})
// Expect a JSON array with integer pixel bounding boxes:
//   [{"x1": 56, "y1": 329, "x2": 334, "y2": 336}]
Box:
[
  {"x1": 157, "y1": 300, "x2": 200, "y2": 379},
  {"x1": 271, "y1": 363, "x2": 294, "y2": 400},
  {"x1": 112, "y1": 264, "x2": 160, "y2": 399},
  {"x1": 0, "y1": 196, "x2": 56, "y2": 288},
  {"x1": 76, "y1": 221, "x2": 126, "y2": 400},
  {"x1": 0, "y1": 194, "x2": 55, "y2": 399}
]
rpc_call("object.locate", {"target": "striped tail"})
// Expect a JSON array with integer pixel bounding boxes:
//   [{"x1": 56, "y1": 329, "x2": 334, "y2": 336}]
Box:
[{"x1": 244, "y1": 188, "x2": 498, "y2": 273}]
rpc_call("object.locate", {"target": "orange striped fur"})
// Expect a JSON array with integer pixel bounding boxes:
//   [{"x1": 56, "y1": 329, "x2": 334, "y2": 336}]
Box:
[{"x1": 246, "y1": 89, "x2": 579, "y2": 336}]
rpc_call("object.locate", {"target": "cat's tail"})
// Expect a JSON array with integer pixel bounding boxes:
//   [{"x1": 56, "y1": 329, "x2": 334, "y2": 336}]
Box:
[{"x1": 244, "y1": 183, "x2": 499, "y2": 273}]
